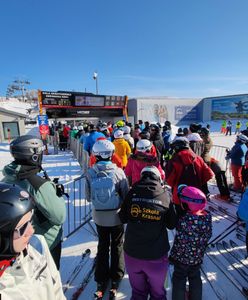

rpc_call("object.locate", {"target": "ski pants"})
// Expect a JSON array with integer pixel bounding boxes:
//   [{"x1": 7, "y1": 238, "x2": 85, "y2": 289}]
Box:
[
  {"x1": 215, "y1": 171, "x2": 230, "y2": 196},
  {"x1": 231, "y1": 164, "x2": 243, "y2": 191},
  {"x1": 95, "y1": 224, "x2": 125, "y2": 283},
  {"x1": 172, "y1": 262, "x2": 202, "y2": 300},
  {"x1": 125, "y1": 252, "x2": 168, "y2": 300}
]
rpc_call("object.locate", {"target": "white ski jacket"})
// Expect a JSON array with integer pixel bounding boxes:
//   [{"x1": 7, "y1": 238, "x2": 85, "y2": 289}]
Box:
[{"x1": 0, "y1": 235, "x2": 65, "y2": 300}]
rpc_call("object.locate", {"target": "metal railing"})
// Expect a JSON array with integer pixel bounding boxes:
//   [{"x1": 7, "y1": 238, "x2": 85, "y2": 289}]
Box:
[
  {"x1": 58, "y1": 137, "x2": 92, "y2": 239},
  {"x1": 62, "y1": 174, "x2": 93, "y2": 240},
  {"x1": 61, "y1": 137, "x2": 234, "y2": 238},
  {"x1": 209, "y1": 145, "x2": 232, "y2": 184}
]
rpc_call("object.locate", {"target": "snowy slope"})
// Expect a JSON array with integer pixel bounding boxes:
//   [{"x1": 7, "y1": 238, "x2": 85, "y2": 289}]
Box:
[{"x1": 0, "y1": 118, "x2": 248, "y2": 299}]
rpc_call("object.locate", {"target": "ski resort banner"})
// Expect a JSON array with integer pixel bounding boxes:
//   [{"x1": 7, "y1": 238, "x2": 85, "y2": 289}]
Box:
[
  {"x1": 127, "y1": 97, "x2": 202, "y2": 125},
  {"x1": 211, "y1": 94, "x2": 248, "y2": 119}
]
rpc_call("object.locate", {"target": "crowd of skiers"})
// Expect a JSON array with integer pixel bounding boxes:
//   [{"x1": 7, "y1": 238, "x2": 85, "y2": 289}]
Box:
[{"x1": 0, "y1": 119, "x2": 248, "y2": 300}]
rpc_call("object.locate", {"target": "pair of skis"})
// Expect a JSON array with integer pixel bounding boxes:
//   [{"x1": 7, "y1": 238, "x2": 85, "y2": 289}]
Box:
[
  {"x1": 207, "y1": 241, "x2": 248, "y2": 297},
  {"x1": 63, "y1": 248, "x2": 91, "y2": 294},
  {"x1": 72, "y1": 256, "x2": 97, "y2": 300}
]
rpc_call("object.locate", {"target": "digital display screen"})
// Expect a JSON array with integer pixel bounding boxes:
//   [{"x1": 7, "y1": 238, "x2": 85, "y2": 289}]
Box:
[
  {"x1": 42, "y1": 91, "x2": 73, "y2": 106},
  {"x1": 75, "y1": 95, "x2": 105, "y2": 107},
  {"x1": 41, "y1": 91, "x2": 126, "y2": 108}
]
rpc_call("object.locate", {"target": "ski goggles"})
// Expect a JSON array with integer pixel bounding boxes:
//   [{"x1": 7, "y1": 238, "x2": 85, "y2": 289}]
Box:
[{"x1": 14, "y1": 210, "x2": 34, "y2": 238}]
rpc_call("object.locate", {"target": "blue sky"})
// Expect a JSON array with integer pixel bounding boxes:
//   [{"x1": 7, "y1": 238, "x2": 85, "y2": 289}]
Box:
[{"x1": 1, "y1": 0, "x2": 248, "y2": 98}]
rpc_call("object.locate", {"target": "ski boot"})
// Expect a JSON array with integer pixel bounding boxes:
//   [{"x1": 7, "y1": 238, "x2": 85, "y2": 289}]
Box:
[
  {"x1": 94, "y1": 282, "x2": 107, "y2": 300},
  {"x1": 109, "y1": 281, "x2": 120, "y2": 299}
]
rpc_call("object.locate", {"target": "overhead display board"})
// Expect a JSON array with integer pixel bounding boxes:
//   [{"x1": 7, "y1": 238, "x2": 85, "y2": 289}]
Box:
[{"x1": 41, "y1": 91, "x2": 126, "y2": 108}]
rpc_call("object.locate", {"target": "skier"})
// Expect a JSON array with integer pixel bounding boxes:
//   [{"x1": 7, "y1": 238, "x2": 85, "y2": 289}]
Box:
[
  {"x1": 187, "y1": 123, "x2": 204, "y2": 157},
  {"x1": 119, "y1": 166, "x2": 177, "y2": 300},
  {"x1": 226, "y1": 134, "x2": 248, "y2": 192},
  {"x1": 165, "y1": 137, "x2": 214, "y2": 209},
  {"x1": 235, "y1": 120, "x2": 242, "y2": 135},
  {"x1": 200, "y1": 127, "x2": 231, "y2": 201},
  {"x1": 225, "y1": 120, "x2": 232, "y2": 136},
  {"x1": 0, "y1": 182, "x2": 65, "y2": 299},
  {"x1": 112, "y1": 129, "x2": 132, "y2": 169},
  {"x1": 85, "y1": 139, "x2": 129, "y2": 299},
  {"x1": 84, "y1": 124, "x2": 105, "y2": 155},
  {"x1": 221, "y1": 120, "x2": 227, "y2": 134},
  {"x1": 169, "y1": 185, "x2": 212, "y2": 300},
  {"x1": 149, "y1": 123, "x2": 165, "y2": 166},
  {"x1": 125, "y1": 139, "x2": 165, "y2": 186},
  {"x1": 1, "y1": 135, "x2": 66, "y2": 269}
]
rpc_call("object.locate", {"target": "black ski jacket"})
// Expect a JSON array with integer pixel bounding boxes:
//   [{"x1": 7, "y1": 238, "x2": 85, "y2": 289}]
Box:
[{"x1": 119, "y1": 178, "x2": 177, "y2": 260}]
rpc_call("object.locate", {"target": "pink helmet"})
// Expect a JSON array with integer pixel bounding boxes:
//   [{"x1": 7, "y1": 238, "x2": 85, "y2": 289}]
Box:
[{"x1": 178, "y1": 185, "x2": 206, "y2": 213}]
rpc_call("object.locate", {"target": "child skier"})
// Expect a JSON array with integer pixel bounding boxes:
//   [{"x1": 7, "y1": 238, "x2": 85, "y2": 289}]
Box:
[
  {"x1": 85, "y1": 139, "x2": 129, "y2": 299},
  {"x1": 119, "y1": 166, "x2": 177, "y2": 300},
  {"x1": 169, "y1": 185, "x2": 212, "y2": 300},
  {"x1": 0, "y1": 182, "x2": 65, "y2": 299}
]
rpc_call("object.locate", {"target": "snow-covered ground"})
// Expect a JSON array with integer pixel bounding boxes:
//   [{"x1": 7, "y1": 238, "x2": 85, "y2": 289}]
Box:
[{"x1": 0, "y1": 117, "x2": 247, "y2": 299}]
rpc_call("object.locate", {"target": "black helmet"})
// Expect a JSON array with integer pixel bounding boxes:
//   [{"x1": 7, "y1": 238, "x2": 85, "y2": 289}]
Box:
[
  {"x1": 0, "y1": 183, "x2": 34, "y2": 257},
  {"x1": 139, "y1": 130, "x2": 151, "y2": 140},
  {"x1": 200, "y1": 127, "x2": 210, "y2": 136},
  {"x1": 10, "y1": 135, "x2": 43, "y2": 166},
  {"x1": 171, "y1": 137, "x2": 189, "y2": 151}
]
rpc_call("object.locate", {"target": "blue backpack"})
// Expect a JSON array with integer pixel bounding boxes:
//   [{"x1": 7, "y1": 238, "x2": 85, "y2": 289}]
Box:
[{"x1": 88, "y1": 166, "x2": 121, "y2": 211}]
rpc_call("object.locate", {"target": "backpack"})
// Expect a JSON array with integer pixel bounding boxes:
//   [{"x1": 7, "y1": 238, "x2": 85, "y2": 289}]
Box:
[
  {"x1": 178, "y1": 156, "x2": 202, "y2": 189},
  {"x1": 88, "y1": 166, "x2": 121, "y2": 211}
]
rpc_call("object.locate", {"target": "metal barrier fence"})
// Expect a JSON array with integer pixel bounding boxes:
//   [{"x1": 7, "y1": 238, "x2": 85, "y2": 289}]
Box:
[
  {"x1": 61, "y1": 137, "x2": 92, "y2": 240},
  {"x1": 209, "y1": 144, "x2": 232, "y2": 184},
  {"x1": 62, "y1": 175, "x2": 93, "y2": 240},
  {"x1": 62, "y1": 138, "x2": 234, "y2": 238}
]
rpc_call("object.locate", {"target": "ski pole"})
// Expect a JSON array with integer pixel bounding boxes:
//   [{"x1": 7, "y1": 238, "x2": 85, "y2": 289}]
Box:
[
  {"x1": 210, "y1": 225, "x2": 238, "y2": 247},
  {"x1": 208, "y1": 219, "x2": 239, "y2": 247}
]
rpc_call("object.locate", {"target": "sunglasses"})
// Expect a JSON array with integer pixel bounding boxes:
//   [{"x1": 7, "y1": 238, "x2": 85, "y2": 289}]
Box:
[{"x1": 14, "y1": 210, "x2": 34, "y2": 238}]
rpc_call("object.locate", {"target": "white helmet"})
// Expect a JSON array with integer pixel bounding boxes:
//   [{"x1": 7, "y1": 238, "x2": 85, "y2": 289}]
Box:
[
  {"x1": 78, "y1": 125, "x2": 83, "y2": 130},
  {"x1": 237, "y1": 134, "x2": 248, "y2": 144},
  {"x1": 92, "y1": 139, "x2": 115, "y2": 159},
  {"x1": 123, "y1": 126, "x2": 131, "y2": 134},
  {"x1": 114, "y1": 129, "x2": 124, "y2": 139},
  {"x1": 100, "y1": 126, "x2": 109, "y2": 133},
  {"x1": 140, "y1": 166, "x2": 161, "y2": 181},
  {"x1": 136, "y1": 139, "x2": 152, "y2": 152},
  {"x1": 73, "y1": 126, "x2": 78, "y2": 130}
]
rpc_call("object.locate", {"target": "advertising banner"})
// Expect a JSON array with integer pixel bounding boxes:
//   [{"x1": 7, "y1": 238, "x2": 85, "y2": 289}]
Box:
[{"x1": 211, "y1": 94, "x2": 248, "y2": 119}]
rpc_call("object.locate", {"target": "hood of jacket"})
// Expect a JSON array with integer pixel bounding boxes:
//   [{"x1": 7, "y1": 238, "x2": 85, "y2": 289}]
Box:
[
  {"x1": 3, "y1": 162, "x2": 41, "y2": 181},
  {"x1": 132, "y1": 177, "x2": 166, "y2": 198},
  {"x1": 130, "y1": 152, "x2": 158, "y2": 163},
  {"x1": 175, "y1": 149, "x2": 196, "y2": 165},
  {"x1": 93, "y1": 162, "x2": 118, "y2": 172},
  {"x1": 187, "y1": 133, "x2": 202, "y2": 142}
]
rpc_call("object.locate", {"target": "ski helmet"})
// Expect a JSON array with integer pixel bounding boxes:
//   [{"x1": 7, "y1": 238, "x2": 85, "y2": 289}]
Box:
[
  {"x1": 178, "y1": 185, "x2": 206, "y2": 213},
  {"x1": 116, "y1": 120, "x2": 125, "y2": 128},
  {"x1": 136, "y1": 139, "x2": 152, "y2": 152},
  {"x1": 171, "y1": 137, "x2": 189, "y2": 151},
  {"x1": 139, "y1": 130, "x2": 151, "y2": 140},
  {"x1": 92, "y1": 139, "x2": 115, "y2": 159},
  {"x1": 123, "y1": 126, "x2": 131, "y2": 134},
  {"x1": 200, "y1": 127, "x2": 210, "y2": 136},
  {"x1": 0, "y1": 183, "x2": 34, "y2": 257},
  {"x1": 114, "y1": 129, "x2": 124, "y2": 139},
  {"x1": 237, "y1": 134, "x2": 248, "y2": 144},
  {"x1": 10, "y1": 135, "x2": 44, "y2": 166},
  {"x1": 140, "y1": 165, "x2": 162, "y2": 182}
]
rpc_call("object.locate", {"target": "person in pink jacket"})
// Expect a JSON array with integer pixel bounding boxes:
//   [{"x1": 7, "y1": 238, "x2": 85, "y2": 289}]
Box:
[{"x1": 125, "y1": 139, "x2": 165, "y2": 186}]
